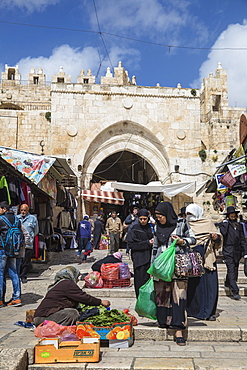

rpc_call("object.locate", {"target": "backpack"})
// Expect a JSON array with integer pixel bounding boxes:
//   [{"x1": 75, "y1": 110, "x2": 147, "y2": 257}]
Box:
[{"x1": 0, "y1": 215, "x2": 23, "y2": 257}]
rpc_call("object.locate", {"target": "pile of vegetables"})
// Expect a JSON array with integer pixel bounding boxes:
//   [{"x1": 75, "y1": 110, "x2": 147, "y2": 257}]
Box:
[{"x1": 77, "y1": 303, "x2": 130, "y2": 327}]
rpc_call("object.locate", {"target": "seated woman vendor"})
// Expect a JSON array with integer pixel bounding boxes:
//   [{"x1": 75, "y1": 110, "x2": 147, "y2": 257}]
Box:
[
  {"x1": 34, "y1": 266, "x2": 110, "y2": 327},
  {"x1": 91, "y1": 252, "x2": 122, "y2": 272}
]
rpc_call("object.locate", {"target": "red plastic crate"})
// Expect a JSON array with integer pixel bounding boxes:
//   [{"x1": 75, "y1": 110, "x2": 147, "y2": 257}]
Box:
[{"x1": 103, "y1": 279, "x2": 130, "y2": 288}]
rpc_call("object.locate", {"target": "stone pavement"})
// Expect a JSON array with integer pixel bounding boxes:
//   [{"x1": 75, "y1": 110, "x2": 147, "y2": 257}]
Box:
[{"x1": 0, "y1": 248, "x2": 247, "y2": 370}]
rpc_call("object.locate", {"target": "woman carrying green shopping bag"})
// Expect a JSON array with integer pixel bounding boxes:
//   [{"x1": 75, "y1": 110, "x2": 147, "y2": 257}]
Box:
[{"x1": 151, "y1": 202, "x2": 196, "y2": 346}]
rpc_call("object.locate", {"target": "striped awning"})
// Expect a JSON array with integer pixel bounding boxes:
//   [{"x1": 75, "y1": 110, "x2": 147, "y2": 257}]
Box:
[{"x1": 82, "y1": 190, "x2": 125, "y2": 205}]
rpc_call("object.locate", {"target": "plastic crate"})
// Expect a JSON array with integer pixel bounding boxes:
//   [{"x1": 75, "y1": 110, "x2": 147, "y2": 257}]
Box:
[{"x1": 103, "y1": 279, "x2": 130, "y2": 288}]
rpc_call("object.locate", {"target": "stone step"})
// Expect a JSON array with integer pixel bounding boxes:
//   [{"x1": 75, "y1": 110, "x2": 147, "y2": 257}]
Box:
[
  {"x1": 85, "y1": 284, "x2": 247, "y2": 298},
  {"x1": 28, "y1": 339, "x2": 247, "y2": 370}
]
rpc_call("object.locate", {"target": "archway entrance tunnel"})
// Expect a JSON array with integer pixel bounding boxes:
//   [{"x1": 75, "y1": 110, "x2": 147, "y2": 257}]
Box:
[{"x1": 90, "y1": 151, "x2": 161, "y2": 219}]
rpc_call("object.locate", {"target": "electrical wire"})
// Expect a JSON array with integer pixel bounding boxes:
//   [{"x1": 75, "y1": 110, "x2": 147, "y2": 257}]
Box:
[
  {"x1": 93, "y1": 132, "x2": 133, "y2": 174},
  {"x1": 92, "y1": 0, "x2": 114, "y2": 71},
  {"x1": 1, "y1": 19, "x2": 247, "y2": 52}
]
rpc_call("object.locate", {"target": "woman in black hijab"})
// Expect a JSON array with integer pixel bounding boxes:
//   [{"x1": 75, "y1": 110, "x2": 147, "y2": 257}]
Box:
[
  {"x1": 127, "y1": 209, "x2": 154, "y2": 298},
  {"x1": 152, "y1": 202, "x2": 196, "y2": 346}
]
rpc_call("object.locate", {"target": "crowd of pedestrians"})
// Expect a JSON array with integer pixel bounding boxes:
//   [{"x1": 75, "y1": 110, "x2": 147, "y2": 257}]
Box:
[
  {"x1": 75, "y1": 202, "x2": 247, "y2": 346},
  {"x1": 1, "y1": 198, "x2": 247, "y2": 348}
]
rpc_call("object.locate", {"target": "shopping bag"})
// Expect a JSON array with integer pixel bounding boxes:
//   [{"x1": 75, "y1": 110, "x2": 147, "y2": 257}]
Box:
[
  {"x1": 34, "y1": 320, "x2": 76, "y2": 338},
  {"x1": 101, "y1": 263, "x2": 120, "y2": 280},
  {"x1": 147, "y1": 239, "x2": 177, "y2": 281},
  {"x1": 135, "y1": 278, "x2": 157, "y2": 320},
  {"x1": 84, "y1": 271, "x2": 103, "y2": 288}
]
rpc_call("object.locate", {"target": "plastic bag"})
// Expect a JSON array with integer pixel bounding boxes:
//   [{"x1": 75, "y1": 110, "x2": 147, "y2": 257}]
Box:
[
  {"x1": 119, "y1": 263, "x2": 131, "y2": 279},
  {"x1": 135, "y1": 278, "x2": 157, "y2": 320},
  {"x1": 34, "y1": 320, "x2": 76, "y2": 338},
  {"x1": 101, "y1": 263, "x2": 119, "y2": 280},
  {"x1": 147, "y1": 239, "x2": 177, "y2": 282},
  {"x1": 84, "y1": 271, "x2": 103, "y2": 288},
  {"x1": 84, "y1": 240, "x2": 93, "y2": 257}
]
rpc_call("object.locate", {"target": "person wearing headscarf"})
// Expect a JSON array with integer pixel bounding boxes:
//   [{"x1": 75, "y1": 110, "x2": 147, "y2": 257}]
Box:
[
  {"x1": 151, "y1": 202, "x2": 196, "y2": 346},
  {"x1": 186, "y1": 203, "x2": 222, "y2": 321},
  {"x1": 33, "y1": 266, "x2": 110, "y2": 326},
  {"x1": 91, "y1": 252, "x2": 123, "y2": 272},
  {"x1": 126, "y1": 209, "x2": 154, "y2": 298}
]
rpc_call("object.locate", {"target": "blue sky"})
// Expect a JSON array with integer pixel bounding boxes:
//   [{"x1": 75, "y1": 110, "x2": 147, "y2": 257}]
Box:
[{"x1": 1, "y1": 0, "x2": 247, "y2": 107}]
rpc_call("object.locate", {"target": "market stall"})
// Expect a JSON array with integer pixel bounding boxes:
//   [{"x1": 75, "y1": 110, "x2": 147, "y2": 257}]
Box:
[{"x1": 0, "y1": 146, "x2": 78, "y2": 256}]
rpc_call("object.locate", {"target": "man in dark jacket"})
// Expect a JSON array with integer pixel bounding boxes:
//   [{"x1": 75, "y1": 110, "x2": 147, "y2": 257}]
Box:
[
  {"x1": 76, "y1": 215, "x2": 91, "y2": 260},
  {"x1": 0, "y1": 201, "x2": 23, "y2": 307},
  {"x1": 219, "y1": 206, "x2": 247, "y2": 300},
  {"x1": 93, "y1": 216, "x2": 104, "y2": 250}
]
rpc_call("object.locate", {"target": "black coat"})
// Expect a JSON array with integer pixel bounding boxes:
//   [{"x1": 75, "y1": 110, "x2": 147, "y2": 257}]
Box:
[
  {"x1": 219, "y1": 220, "x2": 247, "y2": 260},
  {"x1": 93, "y1": 220, "x2": 104, "y2": 237},
  {"x1": 127, "y1": 223, "x2": 153, "y2": 269}
]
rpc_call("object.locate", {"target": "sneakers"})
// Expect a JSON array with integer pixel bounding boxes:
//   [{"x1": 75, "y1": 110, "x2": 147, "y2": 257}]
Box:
[
  {"x1": 0, "y1": 301, "x2": 5, "y2": 308},
  {"x1": 7, "y1": 299, "x2": 22, "y2": 307},
  {"x1": 21, "y1": 277, "x2": 27, "y2": 284}
]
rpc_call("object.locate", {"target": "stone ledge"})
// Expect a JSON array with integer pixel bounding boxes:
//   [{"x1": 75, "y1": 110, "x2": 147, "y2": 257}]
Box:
[
  {"x1": 0, "y1": 348, "x2": 27, "y2": 370},
  {"x1": 134, "y1": 326, "x2": 242, "y2": 342}
]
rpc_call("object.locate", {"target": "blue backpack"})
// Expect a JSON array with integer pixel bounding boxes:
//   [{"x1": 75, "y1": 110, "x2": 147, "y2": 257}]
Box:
[{"x1": 0, "y1": 215, "x2": 23, "y2": 257}]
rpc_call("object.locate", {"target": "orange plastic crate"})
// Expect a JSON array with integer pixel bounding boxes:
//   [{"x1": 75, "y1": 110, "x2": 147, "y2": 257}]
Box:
[{"x1": 103, "y1": 279, "x2": 130, "y2": 288}]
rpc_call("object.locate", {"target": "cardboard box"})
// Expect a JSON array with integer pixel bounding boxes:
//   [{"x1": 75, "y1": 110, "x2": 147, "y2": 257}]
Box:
[
  {"x1": 34, "y1": 337, "x2": 100, "y2": 364},
  {"x1": 109, "y1": 336, "x2": 134, "y2": 348},
  {"x1": 82, "y1": 322, "x2": 132, "y2": 341}
]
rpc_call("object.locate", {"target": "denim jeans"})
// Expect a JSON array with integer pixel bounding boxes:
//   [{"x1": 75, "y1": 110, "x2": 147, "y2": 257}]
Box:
[
  {"x1": 0, "y1": 249, "x2": 21, "y2": 302},
  {"x1": 77, "y1": 238, "x2": 90, "y2": 256}
]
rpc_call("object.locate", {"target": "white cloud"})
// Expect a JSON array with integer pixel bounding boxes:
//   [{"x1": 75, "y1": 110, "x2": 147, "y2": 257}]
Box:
[
  {"x1": 15, "y1": 44, "x2": 140, "y2": 82},
  {"x1": 194, "y1": 20, "x2": 247, "y2": 108},
  {"x1": 89, "y1": 0, "x2": 208, "y2": 46},
  {"x1": 0, "y1": 0, "x2": 60, "y2": 12}
]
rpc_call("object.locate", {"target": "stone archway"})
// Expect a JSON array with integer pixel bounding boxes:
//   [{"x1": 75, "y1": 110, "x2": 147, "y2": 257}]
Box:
[{"x1": 81, "y1": 121, "x2": 170, "y2": 188}]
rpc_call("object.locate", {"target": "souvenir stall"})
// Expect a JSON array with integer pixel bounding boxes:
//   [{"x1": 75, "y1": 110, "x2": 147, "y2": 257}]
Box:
[{"x1": 0, "y1": 146, "x2": 78, "y2": 258}]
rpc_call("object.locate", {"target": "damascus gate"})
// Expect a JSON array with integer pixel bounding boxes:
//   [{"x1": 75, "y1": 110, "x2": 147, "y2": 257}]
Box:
[{"x1": 0, "y1": 62, "x2": 244, "y2": 215}]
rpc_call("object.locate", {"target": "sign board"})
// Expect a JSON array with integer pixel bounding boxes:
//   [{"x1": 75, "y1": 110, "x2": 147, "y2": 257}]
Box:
[{"x1": 228, "y1": 159, "x2": 246, "y2": 178}]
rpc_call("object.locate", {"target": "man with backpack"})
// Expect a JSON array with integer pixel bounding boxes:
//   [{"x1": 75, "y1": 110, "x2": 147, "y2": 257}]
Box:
[
  {"x1": 17, "y1": 204, "x2": 39, "y2": 283},
  {"x1": 0, "y1": 201, "x2": 24, "y2": 307}
]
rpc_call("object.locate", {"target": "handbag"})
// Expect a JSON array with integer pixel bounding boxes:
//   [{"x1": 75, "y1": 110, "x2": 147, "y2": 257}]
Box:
[{"x1": 174, "y1": 249, "x2": 205, "y2": 278}]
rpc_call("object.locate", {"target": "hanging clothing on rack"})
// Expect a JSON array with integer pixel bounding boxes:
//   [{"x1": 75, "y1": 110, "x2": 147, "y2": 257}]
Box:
[{"x1": 0, "y1": 176, "x2": 11, "y2": 204}]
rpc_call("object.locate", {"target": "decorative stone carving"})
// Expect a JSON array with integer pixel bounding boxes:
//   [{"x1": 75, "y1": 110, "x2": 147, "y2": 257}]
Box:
[
  {"x1": 123, "y1": 98, "x2": 133, "y2": 109},
  {"x1": 177, "y1": 130, "x2": 186, "y2": 140},
  {"x1": 67, "y1": 125, "x2": 78, "y2": 137}
]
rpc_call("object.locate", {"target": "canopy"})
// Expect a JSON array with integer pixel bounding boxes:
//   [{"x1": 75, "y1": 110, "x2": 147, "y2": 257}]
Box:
[
  {"x1": 109, "y1": 181, "x2": 196, "y2": 197},
  {"x1": 0, "y1": 147, "x2": 55, "y2": 185},
  {"x1": 0, "y1": 147, "x2": 77, "y2": 186},
  {"x1": 82, "y1": 190, "x2": 125, "y2": 205}
]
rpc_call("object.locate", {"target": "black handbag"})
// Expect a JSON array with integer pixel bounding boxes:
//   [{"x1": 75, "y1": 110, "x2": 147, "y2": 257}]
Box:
[{"x1": 174, "y1": 250, "x2": 205, "y2": 278}]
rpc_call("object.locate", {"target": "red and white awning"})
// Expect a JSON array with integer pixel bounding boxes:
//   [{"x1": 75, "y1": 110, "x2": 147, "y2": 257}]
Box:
[{"x1": 82, "y1": 190, "x2": 125, "y2": 205}]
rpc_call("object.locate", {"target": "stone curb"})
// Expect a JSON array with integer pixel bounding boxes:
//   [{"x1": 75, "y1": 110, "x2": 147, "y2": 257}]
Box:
[{"x1": 0, "y1": 348, "x2": 27, "y2": 370}]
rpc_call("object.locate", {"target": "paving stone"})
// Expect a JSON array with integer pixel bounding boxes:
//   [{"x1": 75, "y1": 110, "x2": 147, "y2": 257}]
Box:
[
  {"x1": 29, "y1": 364, "x2": 86, "y2": 369},
  {"x1": 194, "y1": 358, "x2": 247, "y2": 369},
  {"x1": 87, "y1": 357, "x2": 133, "y2": 369},
  {"x1": 133, "y1": 357, "x2": 194, "y2": 369},
  {"x1": 240, "y1": 326, "x2": 247, "y2": 341}
]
